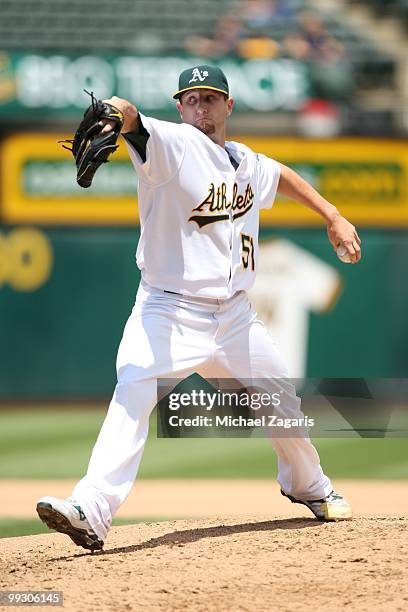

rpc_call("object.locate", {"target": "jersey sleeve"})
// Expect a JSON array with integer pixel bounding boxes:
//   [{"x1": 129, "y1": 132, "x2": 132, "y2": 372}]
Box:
[
  {"x1": 123, "y1": 113, "x2": 185, "y2": 185},
  {"x1": 256, "y1": 153, "x2": 281, "y2": 210}
]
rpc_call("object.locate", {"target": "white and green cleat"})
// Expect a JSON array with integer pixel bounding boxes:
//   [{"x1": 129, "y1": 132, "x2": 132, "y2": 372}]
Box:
[
  {"x1": 36, "y1": 496, "x2": 104, "y2": 551},
  {"x1": 281, "y1": 489, "x2": 353, "y2": 521}
]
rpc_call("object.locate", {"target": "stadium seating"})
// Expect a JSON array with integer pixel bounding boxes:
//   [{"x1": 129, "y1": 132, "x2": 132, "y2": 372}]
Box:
[
  {"x1": 0, "y1": 0, "x2": 236, "y2": 50},
  {"x1": 349, "y1": 0, "x2": 408, "y2": 28},
  {"x1": 0, "y1": 0, "x2": 399, "y2": 58}
]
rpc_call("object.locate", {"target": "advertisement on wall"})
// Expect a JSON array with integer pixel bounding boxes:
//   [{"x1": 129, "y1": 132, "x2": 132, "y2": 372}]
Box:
[
  {"x1": 1, "y1": 134, "x2": 407, "y2": 226},
  {"x1": 0, "y1": 51, "x2": 308, "y2": 116}
]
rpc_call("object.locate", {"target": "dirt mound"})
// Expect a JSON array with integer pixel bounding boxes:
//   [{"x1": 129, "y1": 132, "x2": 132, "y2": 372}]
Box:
[{"x1": 1, "y1": 516, "x2": 408, "y2": 611}]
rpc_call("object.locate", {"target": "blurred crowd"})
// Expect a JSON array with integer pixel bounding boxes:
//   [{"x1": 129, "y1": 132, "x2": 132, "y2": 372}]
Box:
[
  {"x1": 185, "y1": 0, "x2": 354, "y2": 104},
  {"x1": 186, "y1": 0, "x2": 346, "y2": 65}
]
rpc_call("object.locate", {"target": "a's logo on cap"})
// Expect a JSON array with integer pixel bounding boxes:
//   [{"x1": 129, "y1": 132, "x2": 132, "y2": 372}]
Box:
[{"x1": 189, "y1": 68, "x2": 209, "y2": 83}]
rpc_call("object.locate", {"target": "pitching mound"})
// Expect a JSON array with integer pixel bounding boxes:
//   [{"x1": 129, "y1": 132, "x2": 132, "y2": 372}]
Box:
[{"x1": 1, "y1": 516, "x2": 408, "y2": 611}]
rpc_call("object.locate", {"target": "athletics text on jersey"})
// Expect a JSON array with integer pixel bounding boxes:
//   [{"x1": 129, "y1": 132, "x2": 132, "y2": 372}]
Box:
[{"x1": 189, "y1": 181, "x2": 255, "y2": 227}]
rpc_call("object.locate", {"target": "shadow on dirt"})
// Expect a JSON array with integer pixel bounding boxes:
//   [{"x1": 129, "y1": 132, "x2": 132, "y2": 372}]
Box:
[{"x1": 52, "y1": 517, "x2": 322, "y2": 561}]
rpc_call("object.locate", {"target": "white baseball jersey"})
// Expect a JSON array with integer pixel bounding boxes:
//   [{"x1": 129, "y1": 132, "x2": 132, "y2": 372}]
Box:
[{"x1": 124, "y1": 114, "x2": 281, "y2": 299}]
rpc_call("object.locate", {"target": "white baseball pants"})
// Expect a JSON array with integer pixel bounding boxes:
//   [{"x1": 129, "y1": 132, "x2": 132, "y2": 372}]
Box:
[{"x1": 73, "y1": 282, "x2": 332, "y2": 540}]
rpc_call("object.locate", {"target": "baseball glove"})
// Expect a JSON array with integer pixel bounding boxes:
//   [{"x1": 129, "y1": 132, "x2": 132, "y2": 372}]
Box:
[{"x1": 60, "y1": 91, "x2": 124, "y2": 188}]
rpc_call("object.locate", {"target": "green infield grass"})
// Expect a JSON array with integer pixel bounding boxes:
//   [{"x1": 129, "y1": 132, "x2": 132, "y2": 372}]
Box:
[{"x1": 0, "y1": 407, "x2": 407, "y2": 479}]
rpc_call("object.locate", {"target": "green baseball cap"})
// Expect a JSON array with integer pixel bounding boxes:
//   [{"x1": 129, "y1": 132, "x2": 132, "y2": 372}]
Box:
[{"x1": 173, "y1": 65, "x2": 229, "y2": 99}]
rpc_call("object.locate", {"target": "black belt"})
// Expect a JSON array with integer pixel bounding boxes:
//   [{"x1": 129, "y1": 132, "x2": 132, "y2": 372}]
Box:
[{"x1": 163, "y1": 290, "x2": 182, "y2": 296}]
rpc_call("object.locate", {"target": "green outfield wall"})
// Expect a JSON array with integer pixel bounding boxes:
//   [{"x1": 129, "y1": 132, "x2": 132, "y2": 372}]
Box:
[{"x1": 0, "y1": 225, "x2": 405, "y2": 398}]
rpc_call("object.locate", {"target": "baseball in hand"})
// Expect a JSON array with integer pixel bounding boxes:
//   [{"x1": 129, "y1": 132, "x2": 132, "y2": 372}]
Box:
[{"x1": 336, "y1": 243, "x2": 351, "y2": 264}]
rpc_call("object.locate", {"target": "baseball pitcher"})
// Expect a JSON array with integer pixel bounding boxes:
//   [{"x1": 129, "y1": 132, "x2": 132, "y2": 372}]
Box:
[{"x1": 37, "y1": 65, "x2": 361, "y2": 550}]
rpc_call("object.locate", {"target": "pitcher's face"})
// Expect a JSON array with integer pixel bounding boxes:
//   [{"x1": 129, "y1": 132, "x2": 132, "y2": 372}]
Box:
[{"x1": 177, "y1": 89, "x2": 234, "y2": 140}]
